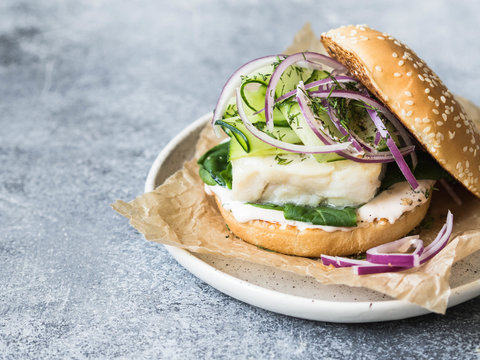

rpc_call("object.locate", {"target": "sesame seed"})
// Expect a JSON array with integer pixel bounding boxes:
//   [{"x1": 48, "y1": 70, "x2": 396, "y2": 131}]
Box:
[
  {"x1": 463, "y1": 146, "x2": 468, "y2": 152},
  {"x1": 428, "y1": 96, "x2": 435, "y2": 102},
  {"x1": 440, "y1": 96, "x2": 446, "y2": 103},
  {"x1": 432, "y1": 109, "x2": 440, "y2": 115},
  {"x1": 377, "y1": 36, "x2": 385, "y2": 40},
  {"x1": 456, "y1": 161, "x2": 462, "y2": 169},
  {"x1": 407, "y1": 111, "x2": 412, "y2": 116},
  {"x1": 466, "y1": 160, "x2": 470, "y2": 168},
  {"x1": 392, "y1": 52, "x2": 398, "y2": 58},
  {"x1": 445, "y1": 110, "x2": 451, "y2": 115},
  {"x1": 457, "y1": 123, "x2": 462, "y2": 128},
  {"x1": 404, "y1": 91, "x2": 412, "y2": 96},
  {"x1": 424, "y1": 126, "x2": 431, "y2": 133},
  {"x1": 375, "y1": 65, "x2": 382, "y2": 72},
  {"x1": 454, "y1": 116, "x2": 460, "y2": 122},
  {"x1": 413, "y1": 64, "x2": 418, "y2": 69},
  {"x1": 406, "y1": 100, "x2": 414, "y2": 105},
  {"x1": 415, "y1": 118, "x2": 421, "y2": 123},
  {"x1": 442, "y1": 113, "x2": 447, "y2": 121},
  {"x1": 423, "y1": 118, "x2": 430, "y2": 123},
  {"x1": 437, "y1": 121, "x2": 443, "y2": 126},
  {"x1": 418, "y1": 74, "x2": 425, "y2": 81},
  {"x1": 449, "y1": 131, "x2": 456, "y2": 140},
  {"x1": 398, "y1": 60, "x2": 404, "y2": 66},
  {"x1": 425, "y1": 88, "x2": 430, "y2": 94},
  {"x1": 470, "y1": 147, "x2": 474, "y2": 152},
  {"x1": 406, "y1": 72, "x2": 412, "y2": 77},
  {"x1": 435, "y1": 100, "x2": 440, "y2": 107},
  {"x1": 394, "y1": 40, "x2": 401, "y2": 46},
  {"x1": 384, "y1": 96, "x2": 389, "y2": 101},
  {"x1": 394, "y1": 72, "x2": 401, "y2": 77}
]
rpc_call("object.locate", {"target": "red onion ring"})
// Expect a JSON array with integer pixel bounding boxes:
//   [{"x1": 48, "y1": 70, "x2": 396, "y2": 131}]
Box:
[
  {"x1": 310, "y1": 90, "x2": 419, "y2": 189},
  {"x1": 366, "y1": 236, "x2": 424, "y2": 268},
  {"x1": 320, "y1": 211, "x2": 454, "y2": 275},
  {"x1": 420, "y1": 210, "x2": 453, "y2": 264},
  {"x1": 212, "y1": 55, "x2": 286, "y2": 132},
  {"x1": 320, "y1": 255, "x2": 408, "y2": 275},
  {"x1": 265, "y1": 52, "x2": 347, "y2": 130},
  {"x1": 236, "y1": 88, "x2": 351, "y2": 154}
]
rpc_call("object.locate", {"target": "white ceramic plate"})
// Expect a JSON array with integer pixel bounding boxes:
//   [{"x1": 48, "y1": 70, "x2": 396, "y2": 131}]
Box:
[{"x1": 145, "y1": 113, "x2": 480, "y2": 323}]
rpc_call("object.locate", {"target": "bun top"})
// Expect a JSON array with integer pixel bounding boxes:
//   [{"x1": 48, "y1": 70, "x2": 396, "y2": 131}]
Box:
[{"x1": 321, "y1": 25, "x2": 480, "y2": 198}]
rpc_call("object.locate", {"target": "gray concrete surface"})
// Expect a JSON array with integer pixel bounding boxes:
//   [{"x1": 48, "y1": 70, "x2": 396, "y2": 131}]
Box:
[{"x1": 1, "y1": 0, "x2": 479, "y2": 358}]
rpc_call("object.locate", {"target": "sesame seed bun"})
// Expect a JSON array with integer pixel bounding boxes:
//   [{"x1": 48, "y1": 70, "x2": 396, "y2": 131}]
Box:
[
  {"x1": 321, "y1": 25, "x2": 480, "y2": 198},
  {"x1": 215, "y1": 195, "x2": 431, "y2": 257}
]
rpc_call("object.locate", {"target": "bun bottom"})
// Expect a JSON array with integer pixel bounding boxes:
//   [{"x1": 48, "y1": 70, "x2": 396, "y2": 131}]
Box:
[{"x1": 215, "y1": 196, "x2": 431, "y2": 257}]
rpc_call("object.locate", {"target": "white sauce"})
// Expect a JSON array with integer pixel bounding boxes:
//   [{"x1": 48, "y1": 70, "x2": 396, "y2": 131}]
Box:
[
  {"x1": 357, "y1": 180, "x2": 435, "y2": 224},
  {"x1": 206, "y1": 179, "x2": 434, "y2": 232}
]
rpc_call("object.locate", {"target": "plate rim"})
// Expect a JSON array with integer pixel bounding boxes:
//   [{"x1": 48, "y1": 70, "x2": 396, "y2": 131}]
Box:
[{"x1": 145, "y1": 112, "x2": 480, "y2": 322}]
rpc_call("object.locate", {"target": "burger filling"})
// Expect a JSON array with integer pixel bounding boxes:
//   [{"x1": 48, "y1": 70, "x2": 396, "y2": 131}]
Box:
[{"x1": 198, "y1": 56, "x2": 451, "y2": 230}]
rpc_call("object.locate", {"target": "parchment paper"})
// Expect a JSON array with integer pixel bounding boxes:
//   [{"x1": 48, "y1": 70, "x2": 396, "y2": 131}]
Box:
[{"x1": 113, "y1": 23, "x2": 480, "y2": 314}]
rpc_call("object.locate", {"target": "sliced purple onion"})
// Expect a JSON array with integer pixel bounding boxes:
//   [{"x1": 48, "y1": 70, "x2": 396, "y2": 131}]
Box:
[
  {"x1": 309, "y1": 90, "x2": 419, "y2": 189},
  {"x1": 295, "y1": 83, "x2": 334, "y2": 145},
  {"x1": 321, "y1": 211, "x2": 453, "y2": 275},
  {"x1": 275, "y1": 76, "x2": 359, "y2": 104},
  {"x1": 321, "y1": 255, "x2": 411, "y2": 274},
  {"x1": 374, "y1": 131, "x2": 382, "y2": 146},
  {"x1": 236, "y1": 88, "x2": 351, "y2": 154},
  {"x1": 295, "y1": 84, "x2": 416, "y2": 163},
  {"x1": 353, "y1": 264, "x2": 411, "y2": 275},
  {"x1": 265, "y1": 52, "x2": 347, "y2": 130},
  {"x1": 366, "y1": 236, "x2": 424, "y2": 268},
  {"x1": 386, "y1": 137, "x2": 419, "y2": 189},
  {"x1": 212, "y1": 55, "x2": 286, "y2": 132},
  {"x1": 420, "y1": 210, "x2": 453, "y2": 264},
  {"x1": 325, "y1": 101, "x2": 364, "y2": 152},
  {"x1": 367, "y1": 108, "x2": 419, "y2": 189}
]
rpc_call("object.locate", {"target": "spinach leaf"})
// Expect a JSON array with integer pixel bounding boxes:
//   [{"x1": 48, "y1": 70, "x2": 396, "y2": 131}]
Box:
[
  {"x1": 284, "y1": 204, "x2": 357, "y2": 227},
  {"x1": 197, "y1": 142, "x2": 232, "y2": 189},
  {"x1": 381, "y1": 150, "x2": 452, "y2": 190},
  {"x1": 248, "y1": 203, "x2": 284, "y2": 211},
  {"x1": 250, "y1": 202, "x2": 357, "y2": 227}
]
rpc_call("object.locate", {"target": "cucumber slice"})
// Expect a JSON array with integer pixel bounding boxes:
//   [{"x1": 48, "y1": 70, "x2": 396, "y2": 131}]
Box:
[
  {"x1": 237, "y1": 81, "x2": 289, "y2": 127},
  {"x1": 240, "y1": 80, "x2": 268, "y2": 112},
  {"x1": 275, "y1": 65, "x2": 314, "y2": 98},
  {"x1": 346, "y1": 106, "x2": 400, "y2": 151},
  {"x1": 305, "y1": 70, "x2": 330, "y2": 87},
  {"x1": 279, "y1": 102, "x2": 345, "y2": 163},
  {"x1": 222, "y1": 119, "x2": 301, "y2": 160}
]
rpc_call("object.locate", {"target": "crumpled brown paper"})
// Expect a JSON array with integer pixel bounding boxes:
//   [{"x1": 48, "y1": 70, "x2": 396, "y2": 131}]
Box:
[{"x1": 113, "y1": 23, "x2": 480, "y2": 314}]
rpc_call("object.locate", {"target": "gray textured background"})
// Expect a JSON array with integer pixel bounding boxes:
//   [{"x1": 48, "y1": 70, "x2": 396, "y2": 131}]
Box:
[{"x1": 1, "y1": 0, "x2": 480, "y2": 359}]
